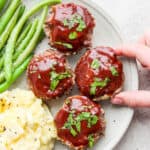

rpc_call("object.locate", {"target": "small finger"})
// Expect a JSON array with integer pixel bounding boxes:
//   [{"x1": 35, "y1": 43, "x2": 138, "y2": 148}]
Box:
[{"x1": 111, "y1": 91, "x2": 150, "y2": 107}]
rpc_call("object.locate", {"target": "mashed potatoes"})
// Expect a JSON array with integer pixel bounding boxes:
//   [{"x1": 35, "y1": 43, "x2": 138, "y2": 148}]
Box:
[{"x1": 0, "y1": 89, "x2": 57, "y2": 150}]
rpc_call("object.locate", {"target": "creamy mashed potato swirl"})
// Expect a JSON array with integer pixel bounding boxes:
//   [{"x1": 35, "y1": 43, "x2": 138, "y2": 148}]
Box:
[{"x1": 0, "y1": 89, "x2": 57, "y2": 150}]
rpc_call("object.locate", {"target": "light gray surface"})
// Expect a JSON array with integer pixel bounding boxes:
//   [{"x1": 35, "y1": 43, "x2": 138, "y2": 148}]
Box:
[{"x1": 92, "y1": 0, "x2": 150, "y2": 150}]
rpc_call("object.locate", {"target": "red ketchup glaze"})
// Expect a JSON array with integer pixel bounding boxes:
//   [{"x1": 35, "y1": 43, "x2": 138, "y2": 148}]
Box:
[
  {"x1": 27, "y1": 50, "x2": 74, "y2": 100},
  {"x1": 75, "y1": 47, "x2": 123, "y2": 99},
  {"x1": 54, "y1": 96, "x2": 105, "y2": 149},
  {"x1": 46, "y1": 3, "x2": 95, "y2": 54}
]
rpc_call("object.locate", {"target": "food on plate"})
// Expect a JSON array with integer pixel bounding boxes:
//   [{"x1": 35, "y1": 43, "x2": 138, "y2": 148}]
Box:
[
  {"x1": 0, "y1": 5, "x2": 25, "y2": 50},
  {"x1": 46, "y1": 3, "x2": 95, "y2": 54},
  {"x1": 54, "y1": 95, "x2": 105, "y2": 149},
  {"x1": 0, "y1": 56, "x2": 32, "y2": 93},
  {"x1": 0, "y1": 0, "x2": 22, "y2": 35},
  {"x1": 0, "y1": 89, "x2": 57, "y2": 150},
  {"x1": 75, "y1": 47, "x2": 123, "y2": 101},
  {"x1": 27, "y1": 50, "x2": 74, "y2": 100},
  {"x1": 0, "y1": 0, "x2": 6, "y2": 12},
  {"x1": 0, "y1": 0, "x2": 61, "y2": 93}
]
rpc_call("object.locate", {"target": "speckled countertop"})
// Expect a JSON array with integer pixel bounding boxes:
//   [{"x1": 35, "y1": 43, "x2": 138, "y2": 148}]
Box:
[{"x1": 92, "y1": 0, "x2": 150, "y2": 150}]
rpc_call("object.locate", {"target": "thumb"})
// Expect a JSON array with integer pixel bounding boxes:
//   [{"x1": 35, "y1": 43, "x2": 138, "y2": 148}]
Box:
[{"x1": 111, "y1": 91, "x2": 150, "y2": 107}]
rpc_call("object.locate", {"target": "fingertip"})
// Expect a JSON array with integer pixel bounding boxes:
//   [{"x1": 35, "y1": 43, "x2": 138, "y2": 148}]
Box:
[
  {"x1": 113, "y1": 45, "x2": 123, "y2": 55},
  {"x1": 112, "y1": 91, "x2": 150, "y2": 107},
  {"x1": 138, "y1": 29, "x2": 150, "y2": 46},
  {"x1": 114, "y1": 44, "x2": 135, "y2": 57},
  {"x1": 111, "y1": 92, "x2": 126, "y2": 105},
  {"x1": 111, "y1": 97, "x2": 123, "y2": 105}
]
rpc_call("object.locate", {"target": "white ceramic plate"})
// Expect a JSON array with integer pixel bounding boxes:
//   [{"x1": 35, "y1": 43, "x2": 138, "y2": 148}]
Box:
[{"x1": 12, "y1": 0, "x2": 139, "y2": 149}]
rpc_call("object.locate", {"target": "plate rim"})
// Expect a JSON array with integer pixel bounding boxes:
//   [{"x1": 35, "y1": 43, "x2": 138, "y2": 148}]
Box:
[{"x1": 79, "y1": 0, "x2": 139, "y2": 149}]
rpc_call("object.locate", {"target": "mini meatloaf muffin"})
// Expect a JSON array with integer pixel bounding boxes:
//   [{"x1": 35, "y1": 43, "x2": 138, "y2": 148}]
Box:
[
  {"x1": 45, "y1": 3, "x2": 95, "y2": 54},
  {"x1": 54, "y1": 95, "x2": 105, "y2": 150},
  {"x1": 75, "y1": 47, "x2": 124, "y2": 101},
  {"x1": 27, "y1": 50, "x2": 74, "y2": 100}
]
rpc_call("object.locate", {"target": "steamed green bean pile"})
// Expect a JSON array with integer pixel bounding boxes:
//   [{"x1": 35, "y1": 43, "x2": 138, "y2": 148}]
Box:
[{"x1": 0, "y1": 0, "x2": 61, "y2": 92}]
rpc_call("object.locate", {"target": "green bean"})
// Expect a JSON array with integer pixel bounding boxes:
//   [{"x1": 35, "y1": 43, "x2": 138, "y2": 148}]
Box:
[
  {"x1": 4, "y1": 0, "x2": 61, "y2": 81},
  {"x1": 37, "y1": 29, "x2": 45, "y2": 43},
  {"x1": 0, "y1": 19, "x2": 42, "y2": 82},
  {"x1": 16, "y1": 23, "x2": 32, "y2": 48},
  {"x1": 14, "y1": 7, "x2": 48, "y2": 68},
  {"x1": 0, "y1": 56, "x2": 4, "y2": 69},
  {"x1": 0, "y1": 55, "x2": 32, "y2": 93},
  {"x1": 18, "y1": 5, "x2": 26, "y2": 20},
  {"x1": 0, "y1": 0, "x2": 21, "y2": 35},
  {"x1": 0, "y1": 46, "x2": 5, "y2": 71},
  {"x1": 0, "y1": 47, "x2": 5, "y2": 57},
  {"x1": 0, "y1": 6, "x2": 21, "y2": 50},
  {"x1": 0, "y1": 0, "x2": 7, "y2": 12},
  {"x1": 0, "y1": 71, "x2": 4, "y2": 83},
  {"x1": 13, "y1": 19, "x2": 38, "y2": 60},
  {"x1": 0, "y1": 46, "x2": 6, "y2": 71},
  {"x1": 0, "y1": 8, "x2": 47, "y2": 83}
]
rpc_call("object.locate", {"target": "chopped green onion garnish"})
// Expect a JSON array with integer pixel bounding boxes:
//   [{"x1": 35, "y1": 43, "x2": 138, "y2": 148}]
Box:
[
  {"x1": 88, "y1": 115, "x2": 98, "y2": 128},
  {"x1": 51, "y1": 71, "x2": 58, "y2": 79},
  {"x1": 90, "y1": 86, "x2": 96, "y2": 95},
  {"x1": 64, "y1": 113, "x2": 77, "y2": 136},
  {"x1": 64, "y1": 113, "x2": 75, "y2": 127},
  {"x1": 90, "y1": 78, "x2": 110, "y2": 95},
  {"x1": 91, "y1": 59, "x2": 100, "y2": 69},
  {"x1": 110, "y1": 66, "x2": 119, "y2": 76},
  {"x1": 50, "y1": 78, "x2": 59, "y2": 91},
  {"x1": 63, "y1": 13, "x2": 86, "y2": 32},
  {"x1": 50, "y1": 71, "x2": 71, "y2": 91},
  {"x1": 91, "y1": 78, "x2": 110, "y2": 87},
  {"x1": 69, "y1": 31, "x2": 78, "y2": 40},
  {"x1": 55, "y1": 42, "x2": 73, "y2": 49},
  {"x1": 63, "y1": 43, "x2": 73, "y2": 49},
  {"x1": 76, "y1": 121, "x2": 81, "y2": 132},
  {"x1": 91, "y1": 115, "x2": 98, "y2": 125},
  {"x1": 76, "y1": 19, "x2": 86, "y2": 32},
  {"x1": 63, "y1": 111, "x2": 99, "y2": 136},
  {"x1": 63, "y1": 18, "x2": 68, "y2": 26},
  {"x1": 88, "y1": 134, "x2": 94, "y2": 148},
  {"x1": 80, "y1": 112, "x2": 91, "y2": 119},
  {"x1": 70, "y1": 127, "x2": 77, "y2": 137}
]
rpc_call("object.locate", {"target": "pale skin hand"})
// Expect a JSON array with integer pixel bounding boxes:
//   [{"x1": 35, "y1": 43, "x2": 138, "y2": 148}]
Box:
[{"x1": 111, "y1": 32, "x2": 150, "y2": 107}]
